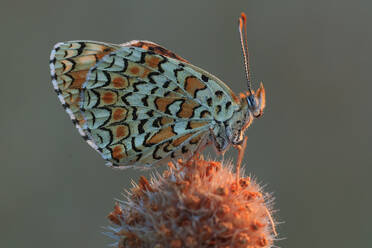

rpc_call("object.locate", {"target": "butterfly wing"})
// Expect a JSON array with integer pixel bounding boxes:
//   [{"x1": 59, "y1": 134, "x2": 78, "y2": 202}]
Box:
[{"x1": 50, "y1": 41, "x2": 240, "y2": 168}]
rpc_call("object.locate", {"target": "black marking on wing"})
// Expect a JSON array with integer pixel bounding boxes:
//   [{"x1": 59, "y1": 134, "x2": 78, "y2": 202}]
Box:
[
  {"x1": 207, "y1": 97, "x2": 213, "y2": 107},
  {"x1": 143, "y1": 132, "x2": 152, "y2": 147},
  {"x1": 152, "y1": 117, "x2": 161, "y2": 128},
  {"x1": 156, "y1": 56, "x2": 167, "y2": 74},
  {"x1": 77, "y1": 42, "x2": 86, "y2": 56},
  {"x1": 101, "y1": 70, "x2": 112, "y2": 87},
  {"x1": 99, "y1": 106, "x2": 114, "y2": 128},
  {"x1": 163, "y1": 141, "x2": 172, "y2": 153},
  {"x1": 135, "y1": 153, "x2": 142, "y2": 162},
  {"x1": 90, "y1": 89, "x2": 101, "y2": 108},
  {"x1": 104, "y1": 55, "x2": 116, "y2": 69},
  {"x1": 131, "y1": 137, "x2": 142, "y2": 152},
  {"x1": 138, "y1": 119, "x2": 147, "y2": 134},
  {"x1": 148, "y1": 72, "x2": 162, "y2": 84},
  {"x1": 132, "y1": 106, "x2": 138, "y2": 121},
  {"x1": 225, "y1": 101, "x2": 232, "y2": 110},
  {"x1": 120, "y1": 58, "x2": 129, "y2": 73},
  {"x1": 162, "y1": 80, "x2": 171, "y2": 88},
  {"x1": 50, "y1": 57, "x2": 56, "y2": 65},
  {"x1": 150, "y1": 87, "x2": 159, "y2": 94},
  {"x1": 153, "y1": 145, "x2": 162, "y2": 160},
  {"x1": 182, "y1": 146, "x2": 188, "y2": 154},
  {"x1": 173, "y1": 67, "x2": 184, "y2": 82},
  {"x1": 201, "y1": 74, "x2": 209, "y2": 82},
  {"x1": 139, "y1": 51, "x2": 146, "y2": 64},
  {"x1": 54, "y1": 88, "x2": 62, "y2": 94},
  {"x1": 122, "y1": 92, "x2": 132, "y2": 105},
  {"x1": 165, "y1": 99, "x2": 184, "y2": 115},
  {"x1": 141, "y1": 95, "x2": 149, "y2": 107},
  {"x1": 133, "y1": 81, "x2": 147, "y2": 92},
  {"x1": 146, "y1": 110, "x2": 154, "y2": 117},
  {"x1": 215, "y1": 91, "x2": 224, "y2": 98},
  {"x1": 66, "y1": 58, "x2": 76, "y2": 72},
  {"x1": 216, "y1": 105, "x2": 222, "y2": 114}
]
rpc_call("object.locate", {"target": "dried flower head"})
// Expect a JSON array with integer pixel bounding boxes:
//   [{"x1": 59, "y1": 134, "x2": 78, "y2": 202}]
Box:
[{"x1": 106, "y1": 155, "x2": 277, "y2": 248}]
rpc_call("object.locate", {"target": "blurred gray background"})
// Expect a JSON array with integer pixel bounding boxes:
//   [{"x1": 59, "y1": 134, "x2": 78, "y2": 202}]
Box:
[{"x1": 1, "y1": 0, "x2": 371, "y2": 247}]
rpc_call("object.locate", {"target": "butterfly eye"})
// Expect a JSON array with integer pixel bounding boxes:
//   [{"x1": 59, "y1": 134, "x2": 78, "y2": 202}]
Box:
[{"x1": 247, "y1": 95, "x2": 256, "y2": 109}]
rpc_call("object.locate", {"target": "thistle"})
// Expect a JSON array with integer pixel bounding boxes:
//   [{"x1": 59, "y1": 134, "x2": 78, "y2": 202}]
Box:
[{"x1": 106, "y1": 155, "x2": 277, "y2": 248}]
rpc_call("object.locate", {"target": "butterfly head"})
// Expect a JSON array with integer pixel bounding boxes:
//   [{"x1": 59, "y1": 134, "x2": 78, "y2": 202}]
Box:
[
  {"x1": 246, "y1": 82, "x2": 266, "y2": 119},
  {"x1": 225, "y1": 85, "x2": 266, "y2": 146}
]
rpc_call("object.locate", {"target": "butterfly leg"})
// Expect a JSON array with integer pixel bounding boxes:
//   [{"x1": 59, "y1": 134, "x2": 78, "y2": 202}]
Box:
[{"x1": 235, "y1": 136, "x2": 248, "y2": 188}]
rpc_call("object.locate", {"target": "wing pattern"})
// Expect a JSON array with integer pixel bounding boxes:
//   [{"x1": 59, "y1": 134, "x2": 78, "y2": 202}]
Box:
[{"x1": 50, "y1": 41, "x2": 240, "y2": 168}]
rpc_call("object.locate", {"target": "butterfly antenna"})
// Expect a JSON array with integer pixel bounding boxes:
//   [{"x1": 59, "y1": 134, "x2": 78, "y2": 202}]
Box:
[{"x1": 239, "y1": 12, "x2": 252, "y2": 94}]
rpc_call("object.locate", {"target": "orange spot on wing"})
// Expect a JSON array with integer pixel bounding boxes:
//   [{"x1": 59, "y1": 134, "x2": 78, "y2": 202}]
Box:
[
  {"x1": 113, "y1": 108, "x2": 127, "y2": 121},
  {"x1": 69, "y1": 94, "x2": 80, "y2": 104},
  {"x1": 68, "y1": 70, "x2": 89, "y2": 88},
  {"x1": 112, "y1": 76, "x2": 127, "y2": 88},
  {"x1": 166, "y1": 92, "x2": 179, "y2": 97},
  {"x1": 141, "y1": 68, "x2": 151, "y2": 78},
  {"x1": 102, "y1": 92, "x2": 116, "y2": 104},
  {"x1": 172, "y1": 133, "x2": 194, "y2": 146},
  {"x1": 177, "y1": 100, "x2": 200, "y2": 118},
  {"x1": 130, "y1": 41, "x2": 189, "y2": 63},
  {"x1": 61, "y1": 60, "x2": 74, "y2": 73},
  {"x1": 96, "y1": 48, "x2": 113, "y2": 60},
  {"x1": 175, "y1": 87, "x2": 185, "y2": 95},
  {"x1": 78, "y1": 118, "x2": 86, "y2": 126},
  {"x1": 201, "y1": 111, "x2": 211, "y2": 118},
  {"x1": 130, "y1": 66, "x2": 140, "y2": 75},
  {"x1": 147, "y1": 126, "x2": 176, "y2": 145},
  {"x1": 112, "y1": 145, "x2": 125, "y2": 160},
  {"x1": 231, "y1": 92, "x2": 240, "y2": 103},
  {"x1": 189, "y1": 121, "x2": 208, "y2": 129},
  {"x1": 75, "y1": 55, "x2": 96, "y2": 65},
  {"x1": 145, "y1": 55, "x2": 161, "y2": 68},
  {"x1": 184, "y1": 77, "x2": 206, "y2": 97},
  {"x1": 115, "y1": 125, "x2": 129, "y2": 138},
  {"x1": 65, "y1": 49, "x2": 77, "y2": 58},
  {"x1": 160, "y1": 117, "x2": 174, "y2": 125},
  {"x1": 155, "y1": 97, "x2": 181, "y2": 112},
  {"x1": 190, "y1": 133, "x2": 204, "y2": 144},
  {"x1": 69, "y1": 43, "x2": 81, "y2": 49}
]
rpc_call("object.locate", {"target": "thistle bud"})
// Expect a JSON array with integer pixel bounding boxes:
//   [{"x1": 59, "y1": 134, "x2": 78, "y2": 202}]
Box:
[{"x1": 106, "y1": 156, "x2": 277, "y2": 248}]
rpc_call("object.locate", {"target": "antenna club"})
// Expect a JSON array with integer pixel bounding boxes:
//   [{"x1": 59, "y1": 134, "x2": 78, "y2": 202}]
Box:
[
  {"x1": 240, "y1": 12, "x2": 247, "y2": 24},
  {"x1": 239, "y1": 17, "x2": 244, "y2": 30}
]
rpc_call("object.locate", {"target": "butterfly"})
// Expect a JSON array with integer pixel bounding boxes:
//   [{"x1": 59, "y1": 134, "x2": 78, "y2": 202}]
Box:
[{"x1": 49, "y1": 13, "x2": 265, "y2": 173}]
